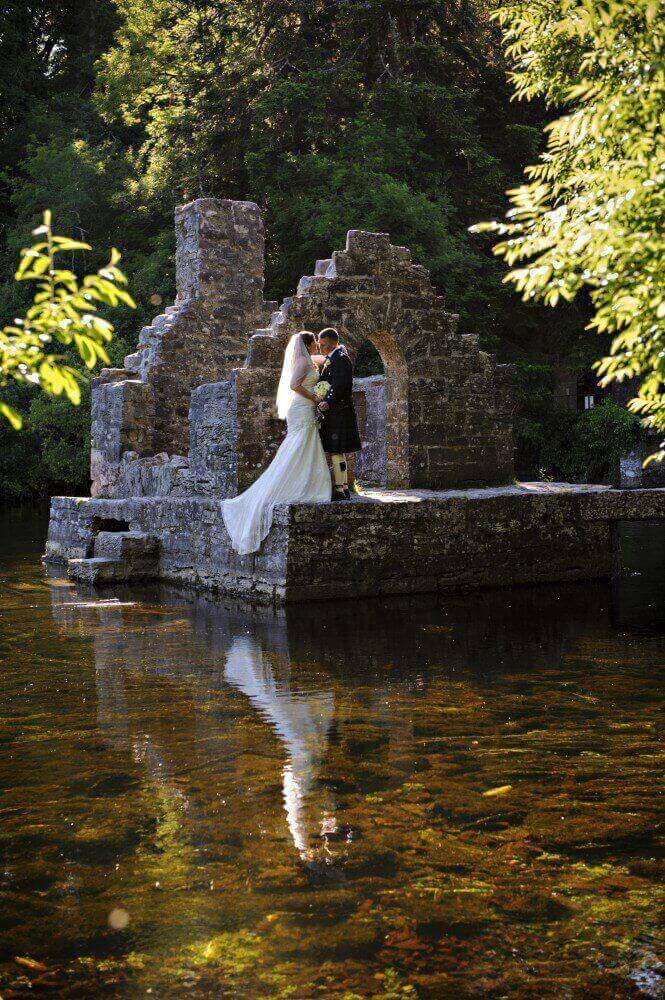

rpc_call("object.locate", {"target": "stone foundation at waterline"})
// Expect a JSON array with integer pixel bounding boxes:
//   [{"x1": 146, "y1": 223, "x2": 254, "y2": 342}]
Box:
[{"x1": 45, "y1": 484, "x2": 665, "y2": 604}]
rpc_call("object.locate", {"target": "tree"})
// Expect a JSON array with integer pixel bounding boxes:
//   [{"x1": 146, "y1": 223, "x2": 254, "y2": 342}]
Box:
[
  {"x1": 96, "y1": 0, "x2": 556, "y2": 339},
  {"x1": 472, "y1": 0, "x2": 665, "y2": 461},
  {"x1": 1, "y1": 212, "x2": 134, "y2": 428}
]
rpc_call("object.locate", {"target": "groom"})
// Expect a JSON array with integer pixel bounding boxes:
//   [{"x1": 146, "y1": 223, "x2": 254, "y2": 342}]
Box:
[{"x1": 316, "y1": 327, "x2": 362, "y2": 501}]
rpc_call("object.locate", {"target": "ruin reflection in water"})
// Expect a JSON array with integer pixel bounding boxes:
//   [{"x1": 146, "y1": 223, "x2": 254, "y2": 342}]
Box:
[{"x1": 0, "y1": 506, "x2": 663, "y2": 998}]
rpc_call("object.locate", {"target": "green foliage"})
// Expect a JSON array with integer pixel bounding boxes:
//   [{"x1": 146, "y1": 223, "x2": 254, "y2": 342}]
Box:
[
  {"x1": 95, "y1": 0, "x2": 558, "y2": 337},
  {"x1": 511, "y1": 361, "x2": 640, "y2": 482},
  {"x1": 0, "y1": 388, "x2": 91, "y2": 499},
  {"x1": 473, "y1": 0, "x2": 665, "y2": 458},
  {"x1": 0, "y1": 0, "x2": 632, "y2": 494},
  {"x1": 1, "y1": 211, "x2": 134, "y2": 428},
  {"x1": 565, "y1": 402, "x2": 641, "y2": 483}
]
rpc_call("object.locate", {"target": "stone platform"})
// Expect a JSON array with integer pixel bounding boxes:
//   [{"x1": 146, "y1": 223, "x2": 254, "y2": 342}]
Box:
[{"x1": 44, "y1": 483, "x2": 665, "y2": 604}]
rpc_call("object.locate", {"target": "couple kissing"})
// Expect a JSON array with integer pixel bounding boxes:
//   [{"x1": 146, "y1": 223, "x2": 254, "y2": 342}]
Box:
[{"x1": 222, "y1": 328, "x2": 362, "y2": 555}]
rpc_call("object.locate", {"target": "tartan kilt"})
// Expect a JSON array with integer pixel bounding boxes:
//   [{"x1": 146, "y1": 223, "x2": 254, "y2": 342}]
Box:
[{"x1": 319, "y1": 398, "x2": 362, "y2": 454}]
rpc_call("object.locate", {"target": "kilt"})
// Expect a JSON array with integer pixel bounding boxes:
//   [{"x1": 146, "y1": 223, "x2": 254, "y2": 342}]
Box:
[{"x1": 319, "y1": 397, "x2": 362, "y2": 454}]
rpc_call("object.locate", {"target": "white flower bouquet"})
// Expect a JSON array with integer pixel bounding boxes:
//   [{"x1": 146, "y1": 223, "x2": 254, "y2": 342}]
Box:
[{"x1": 313, "y1": 380, "x2": 331, "y2": 401}]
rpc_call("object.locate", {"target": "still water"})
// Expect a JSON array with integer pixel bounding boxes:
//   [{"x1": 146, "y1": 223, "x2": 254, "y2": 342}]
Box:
[{"x1": 0, "y1": 506, "x2": 663, "y2": 998}]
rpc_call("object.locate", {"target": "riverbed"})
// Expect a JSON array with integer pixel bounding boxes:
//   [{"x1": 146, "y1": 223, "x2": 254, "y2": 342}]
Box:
[{"x1": 0, "y1": 506, "x2": 663, "y2": 998}]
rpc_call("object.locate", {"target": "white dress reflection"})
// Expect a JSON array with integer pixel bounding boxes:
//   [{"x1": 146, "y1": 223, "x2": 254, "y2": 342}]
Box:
[
  {"x1": 48, "y1": 579, "x2": 342, "y2": 864},
  {"x1": 223, "y1": 634, "x2": 337, "y2": 861}
]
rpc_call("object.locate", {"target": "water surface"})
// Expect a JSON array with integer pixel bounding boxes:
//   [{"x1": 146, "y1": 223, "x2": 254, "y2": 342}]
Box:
[{"x1": 0, "y1": 507, "x2": 663, "y2": 998}]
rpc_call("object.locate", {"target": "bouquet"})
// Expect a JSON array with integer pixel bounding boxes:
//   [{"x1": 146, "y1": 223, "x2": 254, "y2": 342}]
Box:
[{"x1": 313, "y1": 380, "x2": 330, "y2": 401}]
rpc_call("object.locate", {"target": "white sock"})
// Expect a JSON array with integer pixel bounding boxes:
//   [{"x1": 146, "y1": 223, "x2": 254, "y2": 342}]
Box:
[{"x1": 331, "y1": 454, "x2": 347, "y2": 489}]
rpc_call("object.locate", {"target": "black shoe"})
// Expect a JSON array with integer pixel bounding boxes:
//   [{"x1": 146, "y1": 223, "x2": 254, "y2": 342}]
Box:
[
  {"x1": 332, "y1": 488, "x2": 346, "y2": 502},
  {"x1": 343, "y1": 488, "x2": 351, "y2": 500}
]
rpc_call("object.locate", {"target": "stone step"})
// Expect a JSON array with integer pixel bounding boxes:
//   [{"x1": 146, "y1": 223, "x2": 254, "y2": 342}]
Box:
[
  {"x1": 314, "y1": 258, "x2": 332, "y2": 276},
  {"x1": 67, "y1": 557, "x2": 124, "y2": 585},
  {"x1": 96, "y1": 368, "x2": 132, "y2": 384},
  {"x1": 246, "y1": 332, "x2": 283, "y2": 369},
  {"x1": 296, "y1": 275, "x2": 316, "y2": 296},
  {"x1": 150, "y1": 313, "x2": 175, "y2": 332},
  {"x1": 93, "y1": 531, "x2": 159, "y2": 561},
  {"x1": 66, "y1": 532, "x2": 160, "y2": 587},
  {"x1": 124, "y1": 351, "x2": 142, "y2": 373}
]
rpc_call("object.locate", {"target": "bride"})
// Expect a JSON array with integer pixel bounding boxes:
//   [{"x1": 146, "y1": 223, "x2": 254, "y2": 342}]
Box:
[{"x1": 222, "y1": 332, "x2": 332, "y2": 555}]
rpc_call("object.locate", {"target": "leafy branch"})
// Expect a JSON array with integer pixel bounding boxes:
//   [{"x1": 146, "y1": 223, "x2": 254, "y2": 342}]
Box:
[
  {"x1": 0, "y1": 211, "x2": 135, "y2": 429},
  {"x1": 471, "y1": 0, "x2": 665, "y2": 463}
]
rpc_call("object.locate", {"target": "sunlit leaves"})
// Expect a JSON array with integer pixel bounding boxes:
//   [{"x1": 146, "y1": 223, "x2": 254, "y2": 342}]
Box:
[
  {"x1": 472, "y1": 0, "x2": 665, "y2": 458},
  {"x1": 1, "y1": 212, "x2": 135, "y2": 428}
]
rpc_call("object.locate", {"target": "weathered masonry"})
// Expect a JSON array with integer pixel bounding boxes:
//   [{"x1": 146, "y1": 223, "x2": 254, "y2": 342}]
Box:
[
  {"x1": 89, "y1": 197, "x2": 513, "y2": 501},
  {"x1": 45, "y1": 198, "x2": 665, "y2": 602},
  {"x1": 46, "y1": 485, "x2": 665, "y2": 602}
]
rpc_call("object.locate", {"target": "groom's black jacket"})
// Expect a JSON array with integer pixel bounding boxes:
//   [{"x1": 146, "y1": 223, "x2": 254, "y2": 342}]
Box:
[
  {"x1": 320, "y1": 345, "x2": 353, "y2": 404},
  {"x1": 318, "y1": 345, "x2": 362, "y2": 454}
]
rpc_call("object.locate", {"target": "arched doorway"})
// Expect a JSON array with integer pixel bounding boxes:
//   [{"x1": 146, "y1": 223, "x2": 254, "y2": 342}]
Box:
[
  {"x1": 228, "y1": 222, "x2": 514, "y2": 496},
  {"x1": 350, "y1": 331, "x2": 409, "y2": 489}
]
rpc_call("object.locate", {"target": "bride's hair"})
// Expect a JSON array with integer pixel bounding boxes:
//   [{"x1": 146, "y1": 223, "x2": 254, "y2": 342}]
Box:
[{"x1": 276, "y1": 332, "x2": 316, "y2": 419}]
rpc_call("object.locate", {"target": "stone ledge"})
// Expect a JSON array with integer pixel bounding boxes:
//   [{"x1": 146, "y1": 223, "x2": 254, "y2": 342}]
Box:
[{"x1": 44, "y1": 484, "x2": 665, "y2": 604}]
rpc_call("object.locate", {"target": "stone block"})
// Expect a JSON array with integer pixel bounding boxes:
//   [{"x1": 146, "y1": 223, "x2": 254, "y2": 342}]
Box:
[{"x1": 189, "y1": 378, "x2": 238, "y2": 498}]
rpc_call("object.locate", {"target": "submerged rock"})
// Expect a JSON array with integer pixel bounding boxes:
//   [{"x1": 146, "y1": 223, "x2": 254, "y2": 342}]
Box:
[
  {"x1": 525, "y1": 809, "x2": 660, "y2": 849},
  {"x1": 493, "y1": 889, "x2": 574, "y2": 923},
  {"x1": 393, "y1": 890, "x2": 496, "y2": 935}
]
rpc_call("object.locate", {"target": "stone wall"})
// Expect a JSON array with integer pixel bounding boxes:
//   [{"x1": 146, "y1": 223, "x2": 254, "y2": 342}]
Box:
[
  {"x1": 47, "y1": 495, "x2": 290, "y2": 602},
  {"x1": 45, "y1": 484, "x2": 665, "y2": 604},
  {"x1": 89, "y1": 199, "x2": 514, "y2": 500},
  {"x1": 90, "y1": 372, "x2": 155, "y2": 497},
  {"x1": 91, "y1": 199, "x2": 273, "y2": 497}
]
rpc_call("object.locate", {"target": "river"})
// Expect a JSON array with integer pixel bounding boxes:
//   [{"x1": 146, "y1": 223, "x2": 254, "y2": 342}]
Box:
[{"x1": 0, "y1": 505, "x2": 663, "y2": 998}]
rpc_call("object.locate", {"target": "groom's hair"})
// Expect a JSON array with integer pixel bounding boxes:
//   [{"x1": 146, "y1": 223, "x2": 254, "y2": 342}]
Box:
[{"x1": 319, "y1": 327, "x2": 339, "y2": 343}]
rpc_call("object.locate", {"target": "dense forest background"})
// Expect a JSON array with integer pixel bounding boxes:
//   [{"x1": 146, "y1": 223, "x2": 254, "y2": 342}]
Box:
[{"x1": 0, "y1": 0, "x2": 638, "y2": 500}]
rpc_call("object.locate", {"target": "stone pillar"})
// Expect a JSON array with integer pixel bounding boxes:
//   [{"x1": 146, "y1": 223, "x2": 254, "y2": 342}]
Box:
[
  {"x1": 90, "y1": 372, "x2": 154, "y2": 497},
  {"x1": 354, "y1": 375, "x2": 389, "y2": 486},
  {"x1": 148, "y1": 199, "x2": 267, "y2": 456},
  {"x1": 189, "y1": 378, "x2": 239, "y2": 498},
  {"x1": 174, "y1": 198, "x2": 265, "y2": 317}
]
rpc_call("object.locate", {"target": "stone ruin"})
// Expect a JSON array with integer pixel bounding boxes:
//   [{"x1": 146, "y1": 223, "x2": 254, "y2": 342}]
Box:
[
  {"x1": 91, "y1": 197, "x2": 514, "y2": 501},
  {"x1": 47, "y1": 197, "x2": 665, "y2": 602}
]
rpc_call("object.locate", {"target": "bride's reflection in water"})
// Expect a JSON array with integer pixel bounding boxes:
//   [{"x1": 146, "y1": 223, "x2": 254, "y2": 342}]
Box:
[
  {"x1": 222, "y1": 632, "x2": 339, "y2": 862},
  {"x1": 46, "y1": 572, "x2": 659, "y2": 874},
  {"x1": 48, "y1": 579, "x2": 349, "y2": 863}
]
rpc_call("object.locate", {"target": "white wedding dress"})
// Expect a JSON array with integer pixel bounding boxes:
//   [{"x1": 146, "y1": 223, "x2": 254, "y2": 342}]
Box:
[{"x1": 222, "y1": 337, "x2": 332, "y2": 555}]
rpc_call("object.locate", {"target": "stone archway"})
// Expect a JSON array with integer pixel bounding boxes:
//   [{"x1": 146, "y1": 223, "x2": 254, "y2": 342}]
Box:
[
  {"x1": 90, "y1": 200, "x2": 513, "y2": 500},
  {"x1": 222, "y1": 227, "x2": 514, "y2": 496}
]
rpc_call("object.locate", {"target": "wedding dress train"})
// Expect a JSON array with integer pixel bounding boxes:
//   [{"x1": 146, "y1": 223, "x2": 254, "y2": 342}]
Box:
[{"x1": 222, "y1": 359, "x2": 331, "y2": 555}]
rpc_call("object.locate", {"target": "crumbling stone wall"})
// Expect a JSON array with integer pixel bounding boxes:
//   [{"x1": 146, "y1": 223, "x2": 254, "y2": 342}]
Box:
[
  {"x1": 91, "y1": 198, "x2": 514, "y2": 500},
  {"x1": 91, "y1": 199, "x2": 274, "y2": 497},
  {"x1": 234, "y1": 229, "x2": 513, "y2": 492}
]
